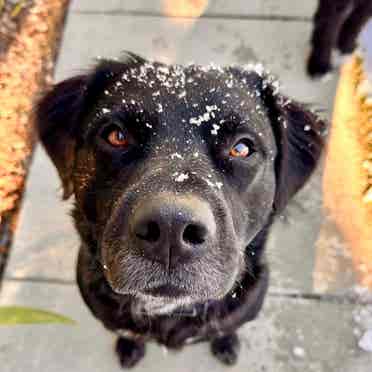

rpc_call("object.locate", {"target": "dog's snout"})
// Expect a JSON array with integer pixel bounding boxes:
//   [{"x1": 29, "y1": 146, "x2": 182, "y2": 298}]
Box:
[
  {"x1": 135, "y1": 220, "x2": 161, "y2": 243},
  {"x1": 131, "y1": 195, "x2": 216, "y2": 268}
]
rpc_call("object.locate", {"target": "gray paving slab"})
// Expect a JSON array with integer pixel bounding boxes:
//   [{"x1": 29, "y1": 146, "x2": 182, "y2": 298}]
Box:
[
  {"x1": 361, "y1": 20, "x2": 372, "y2": 82},
  {"x1": 70, "y1": 0, "x2": 317, "y2": 18},
  {"x1": 1, "y1": 280, "x2": 371, "y2": 372},
  {"x1": 5, "y1": 12, "x2": 342, "y2": 294},
  {"x1": 4, "y1": 147, "x2": 78, "y2": 282},
  {"x1": 55, "y1": 14, "x2": 337, "y2": 110},
  {"x1": 267, "y1": 167, "x2": 326, "y2": 292}
]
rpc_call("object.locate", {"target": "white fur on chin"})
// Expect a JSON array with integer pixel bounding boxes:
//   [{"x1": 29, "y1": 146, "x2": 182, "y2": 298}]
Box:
[{"x1": 132, "y1": 293, "x2": 197, "y2": 316}]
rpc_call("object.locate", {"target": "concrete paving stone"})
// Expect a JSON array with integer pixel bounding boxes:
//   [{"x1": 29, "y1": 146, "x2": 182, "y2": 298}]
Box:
[
  {"x1": 55, "y1": 14, "x2": 338, "y2": 110},
  {"x1": 361, "y1": 20, "x2": 372, "y2": 82},
  {"x1": 267, "y1": 167, "x2": 326, "y2": 293},
  {"x1": 5, "y1": 13, "x2": 342, "y2": 294},
  {"x1": 70, "y1": 0, "x2": 317, "y2": 19},
  {"x1": 1, "y1": 280, "x2": 371, "y2": 372},
  {"x1": 4, "y1": 147, "x2": 79, "y2": 282}
]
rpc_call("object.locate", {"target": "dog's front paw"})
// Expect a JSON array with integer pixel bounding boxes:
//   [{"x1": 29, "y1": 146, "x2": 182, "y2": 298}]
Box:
[
  {"x1": 307, "y1": 53, "x2": 333, "y2": 78},
  {"x1": 115, "y1": 337, "x2": 145, "y2": 369},
  {"x1": 337, "y1": 38, "x2": 357, "y2": 55},
  {"x1": 210, "y1": 333, "x2": 241, "y2": 366}
]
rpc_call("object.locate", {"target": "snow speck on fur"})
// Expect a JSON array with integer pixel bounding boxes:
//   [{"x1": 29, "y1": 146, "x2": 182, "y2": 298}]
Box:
[
  {"x1": 174, "y1": 173, "x2": 189, "y2": 182},
  {"x1": 170, "y1": 152, "x2": 183, "y2": 160},
  {"x1": 211, "y1": 124, "x2": 220, "y2": 136}
]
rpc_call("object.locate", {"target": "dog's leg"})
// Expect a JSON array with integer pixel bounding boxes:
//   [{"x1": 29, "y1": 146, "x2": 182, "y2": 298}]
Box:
[
  {"x1": 210, "y1": 333, "x2": 241, "y2": 366},
  {"x1": 116, "y1": 337, "x2": 145, "y2": 369},
  {"x1": 337, "y1": 0, "x2": 372, "y2": 54},
  {"x1": 307, "y1": 0, "x2": 353, "y2": 77}
]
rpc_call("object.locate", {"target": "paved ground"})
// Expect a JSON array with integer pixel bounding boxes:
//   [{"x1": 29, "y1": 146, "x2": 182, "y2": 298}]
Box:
[{"x1": 1, "y1": 1, "x2": 372, "y2": 371}]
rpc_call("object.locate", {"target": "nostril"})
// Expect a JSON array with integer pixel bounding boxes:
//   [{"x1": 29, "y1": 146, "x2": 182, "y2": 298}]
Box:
[
  {"x1": 183, "y1": 223, "x2": 207, "y2": 245},
  {"x1": 136, "y1": 221, "x2": 160, "y2": 242}
]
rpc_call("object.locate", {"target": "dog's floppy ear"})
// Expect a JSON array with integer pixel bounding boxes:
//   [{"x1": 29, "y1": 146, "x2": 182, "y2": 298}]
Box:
[
  {"x1": 263, "y1": 85, "x2": 326, "y2": 212},
  {"x1": 36, "y1": 52, "x2": 147, "y2": 199},
  {"x1": 36, "y1": 75, "x2": 88, "y2": 199}
]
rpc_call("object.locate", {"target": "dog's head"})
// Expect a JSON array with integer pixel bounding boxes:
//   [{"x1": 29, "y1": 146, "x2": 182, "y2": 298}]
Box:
[{"x1": 36, "y1": 53, "x2": 324, "y2": 313}]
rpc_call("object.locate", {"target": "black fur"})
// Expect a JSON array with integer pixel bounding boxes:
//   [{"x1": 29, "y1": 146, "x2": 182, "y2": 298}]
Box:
[
  {"x1": 308, "y1": 0, "x2": 372, "y2": 78},
  {"x1": 36, "y1": 53, "x2": 325, "y2": 368},
  {"x1": 211, "y1": 333, "x2": 241, "y2": 366},
  {"x1": 116, "y1": 337, "x2": 145, "y2": 369}
]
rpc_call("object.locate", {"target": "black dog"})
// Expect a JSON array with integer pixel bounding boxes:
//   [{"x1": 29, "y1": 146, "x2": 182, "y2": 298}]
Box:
[
  {"x1": 36, "y1": 53, "x2": 325, "y2": 368},
  {"x1": 308, "y1": 0, "x2": 372, "y2": 77}
]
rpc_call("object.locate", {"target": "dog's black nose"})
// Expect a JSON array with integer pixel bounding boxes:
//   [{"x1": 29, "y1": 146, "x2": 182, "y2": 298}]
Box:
[{"x1": 131, "y1": 195, "x2": 216, "y2": 269}]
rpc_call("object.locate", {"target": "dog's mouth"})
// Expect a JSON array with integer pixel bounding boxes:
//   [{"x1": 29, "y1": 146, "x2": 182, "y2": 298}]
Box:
[{"x1": 143, "y1": 284, "x2": 188, "y2": 298}]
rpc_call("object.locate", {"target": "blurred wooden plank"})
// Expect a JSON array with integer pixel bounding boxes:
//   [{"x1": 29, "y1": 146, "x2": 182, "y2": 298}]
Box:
[{"x1": 321, "y1": 54, "x2": 372, "y2": 288}]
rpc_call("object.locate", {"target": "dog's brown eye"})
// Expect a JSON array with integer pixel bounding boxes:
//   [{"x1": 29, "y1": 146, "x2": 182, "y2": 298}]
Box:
[
  {"x1": 229, "y1": 140, "x2": 252, "y2": 158},
  {"x1": 106, "y1": 128, "x2": 129, "y2": 147}
]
